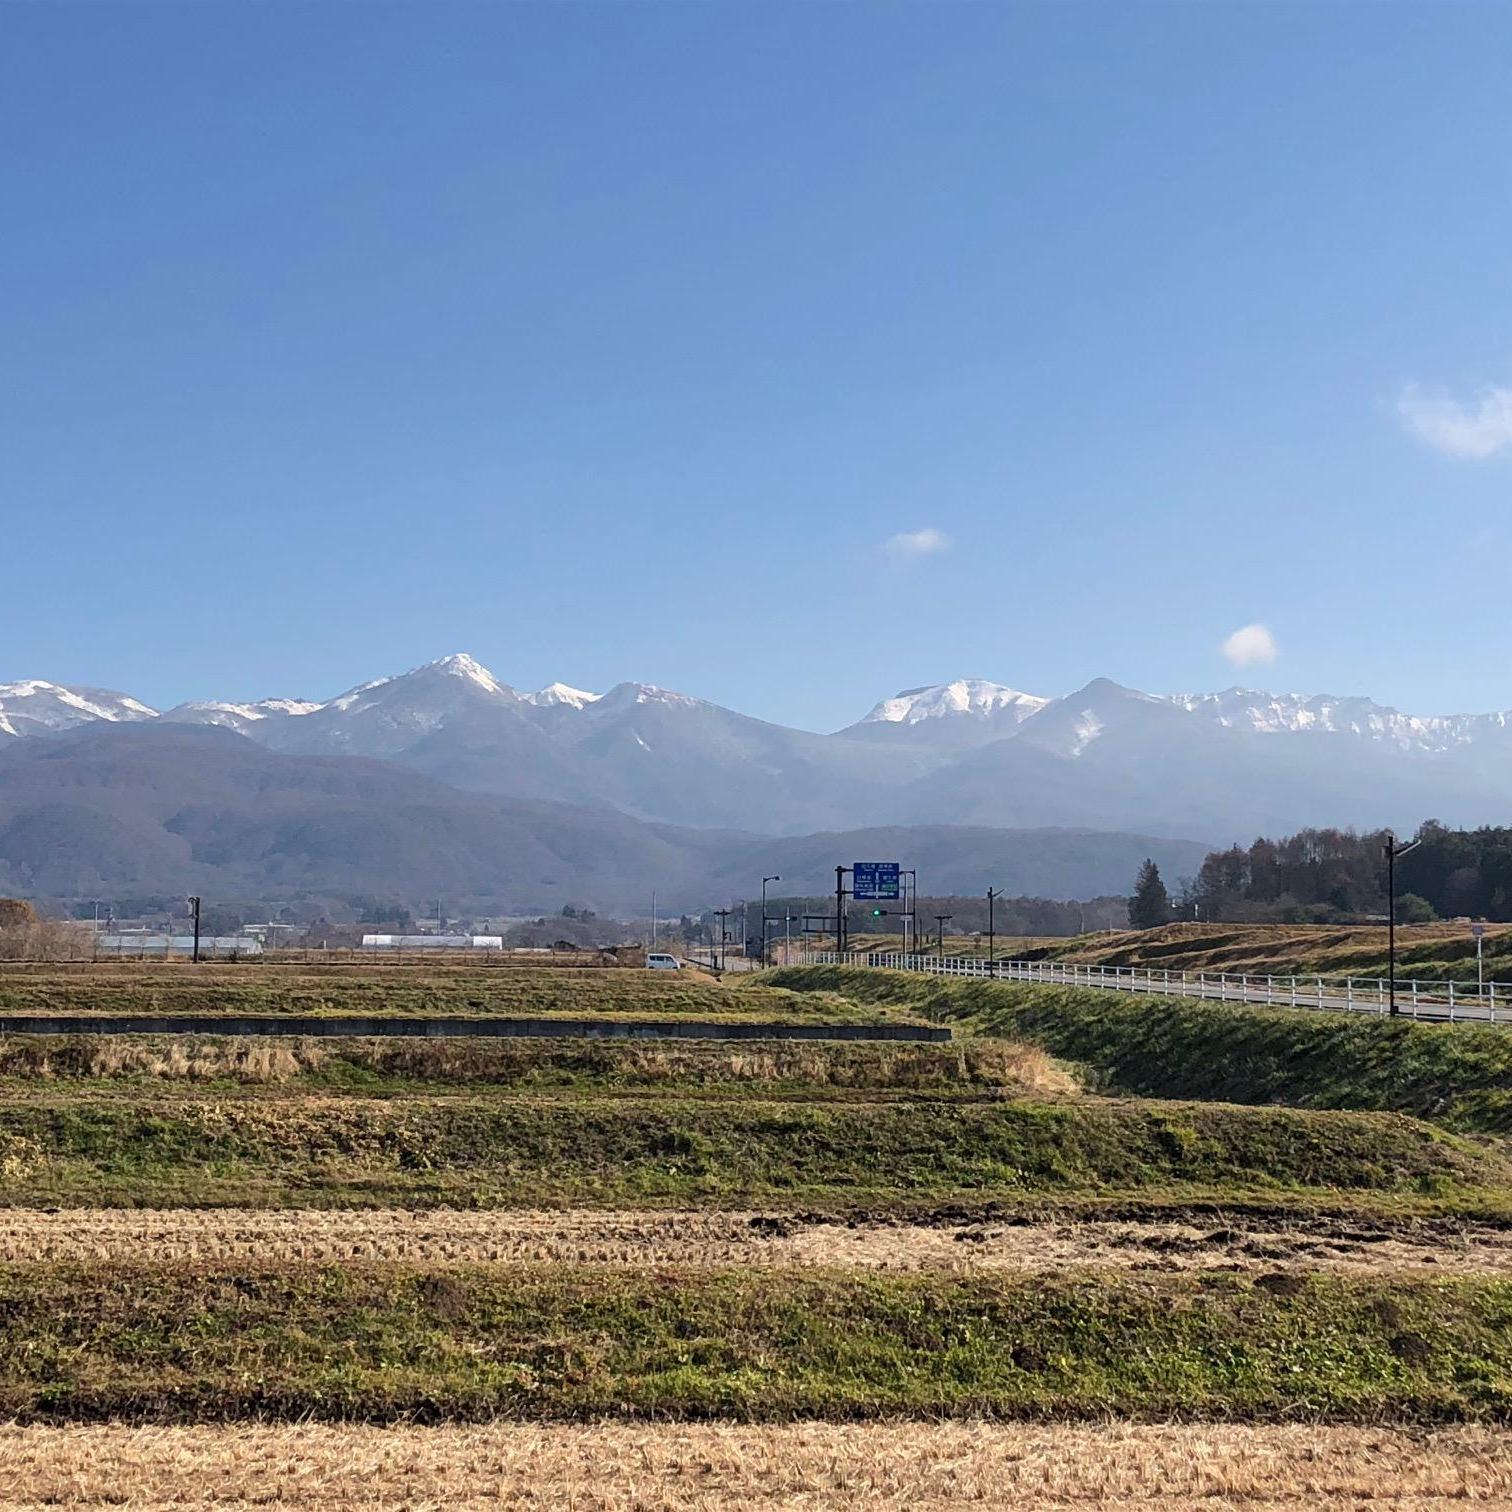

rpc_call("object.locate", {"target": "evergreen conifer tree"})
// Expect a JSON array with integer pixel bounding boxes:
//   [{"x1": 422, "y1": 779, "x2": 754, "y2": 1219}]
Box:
[{"x1": 1129, "y1": 859, "x2": 1172, "y2": 929}]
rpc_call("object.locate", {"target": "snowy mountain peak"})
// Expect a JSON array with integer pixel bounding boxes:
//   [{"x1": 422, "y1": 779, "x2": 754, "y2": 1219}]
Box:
[
  {"x1": 591, "y1": 682, "x2": 705, "y2": 713},
  {"x1": 0, "y1": 680, "x2": 157, "y2": 739},
  {"x1": 860, "y1": 680, "x2": 1049, "y2": 726},
  {"x1": 525, "y1": 682, "x2": 602, "y2": 709},
  {"x1": 165, "y1": 697, "x2": 323, "y2": 731},
  {"x1": 324, "y1": 654, "x2": 517, "y2": 716},
  {"x1": 421, "y1": 653, "x2": 510, "y2": 695},
  {"x1": 1168, "y1": 687, "x2": 1487, "y2": 750}
]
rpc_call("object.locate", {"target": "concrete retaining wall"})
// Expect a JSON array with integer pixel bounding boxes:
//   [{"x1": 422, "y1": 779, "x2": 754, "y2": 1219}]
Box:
[{"x1": 0, "y1": 1015, "x2": 949, "y2": 1043}]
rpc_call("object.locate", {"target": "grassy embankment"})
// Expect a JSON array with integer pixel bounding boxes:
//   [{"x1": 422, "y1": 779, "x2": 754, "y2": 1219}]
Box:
[
  {"x1": 0, "y1": 964, "x2": 904, "y2": 1025},
  {"x1": 850, "y1": 921, "x2": 1512, "y2": 985},
  {"x1": 0, "y1": 1033, "x2": 1051, "y2": 1098},
  {"x1": 768, "y1": 964, "x2": 1512, "y2": 1135},
  {"x1": 0, "y1": 1264, "x2": 1508, "y2": 1422},
  {"x1": 4, "y1": 1086, "x2": 1492, "y2": 1210}
]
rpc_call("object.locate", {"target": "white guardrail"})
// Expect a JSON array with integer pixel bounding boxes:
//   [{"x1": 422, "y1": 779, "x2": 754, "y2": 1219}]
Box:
[{"x1": 797, "y1": 950, "x2": 1512, "y2": 1026}]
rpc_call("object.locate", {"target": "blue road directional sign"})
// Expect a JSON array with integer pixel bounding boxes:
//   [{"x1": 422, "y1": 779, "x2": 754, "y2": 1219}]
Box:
[{"x1": 852, "y1": 861, "x2": 901, "y2": 900}]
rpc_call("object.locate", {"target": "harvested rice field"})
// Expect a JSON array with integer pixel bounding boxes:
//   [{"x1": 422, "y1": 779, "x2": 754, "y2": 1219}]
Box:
[
  {"x1": 0, "y1": 963, "x2": 908, "y2": 1025},
  {"x1": 4, "y1": 1205, "x2": 1512, "y2": 1274},
  {"x1": 1, "y1": 1421, "x2": 1509, "y2": 1509},
  {"x1": 4, "y1": 966, "x2": 1512, "y2": 1504}
]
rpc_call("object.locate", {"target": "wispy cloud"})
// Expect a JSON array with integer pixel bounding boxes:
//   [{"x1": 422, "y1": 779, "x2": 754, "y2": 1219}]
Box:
[
  {"x1": 883, "y1": 527, "x2": 952, "y2": 560},
  {"x1": 1221, "y1": 623, "x2": 1278, "y2": 668},
  {"x1": 1397, "y1": 384, "x2": 1512, "y2": 460}
]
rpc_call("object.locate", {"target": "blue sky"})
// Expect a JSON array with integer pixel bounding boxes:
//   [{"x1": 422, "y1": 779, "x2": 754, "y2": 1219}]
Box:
[{"x1": 4, "y1": 0, "x2": 1511, "y2": 731}]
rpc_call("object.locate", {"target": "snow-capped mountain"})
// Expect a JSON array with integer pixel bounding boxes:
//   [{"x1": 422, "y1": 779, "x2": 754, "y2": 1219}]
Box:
[
  {"x1": 0, "y1": 680, "x2": 156, "y2": 739},
  {"x1": 163, "y1": 698, "x2": 323, "y2": 734},
  {"x1": 7, "y1": 656, "x2": 1512, "y2": 839},
  {"x1": 525, "y1": 682, "x2": 601, "y2": 709},
  {"x1": 859, "y1": 679, "x2": 1049, "y2": 726},
  {"x1": 841, "y1": 680, "x2": 1050, "y2": 753},
  {"x1": 1172, "y1": 687, "x2": 1512, "y2": 753}
]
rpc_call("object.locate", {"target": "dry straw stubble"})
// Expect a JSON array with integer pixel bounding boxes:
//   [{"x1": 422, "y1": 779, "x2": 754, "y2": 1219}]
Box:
[{"x1": 0, "y1": 1421, "x2": 1509, "y2": 1509}]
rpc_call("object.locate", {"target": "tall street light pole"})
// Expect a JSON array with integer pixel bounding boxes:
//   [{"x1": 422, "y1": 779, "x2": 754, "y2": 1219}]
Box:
[
  {"x1": 1384, "y1": 832, "x2": 1423, "y2": 1016},
  {"x1": 986, "y1": 888, "x2": 1002, "y2": 978},
  {"x1": 762, "y1": 876, "x2": 780, "y2": 968},
  {"x1": 935, "y1": 913, "x2": 953, "y2": 957}
]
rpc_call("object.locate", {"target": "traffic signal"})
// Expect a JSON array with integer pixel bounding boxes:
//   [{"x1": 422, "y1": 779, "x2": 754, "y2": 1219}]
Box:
[{"x1": 871, "y1": 907, "x2": 887, "y2": 917}]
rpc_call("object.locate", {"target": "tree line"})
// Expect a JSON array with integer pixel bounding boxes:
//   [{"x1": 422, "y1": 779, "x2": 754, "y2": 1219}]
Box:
[{"x1": 1129, "y1": 821, "x2": 1512, "y2": 928}]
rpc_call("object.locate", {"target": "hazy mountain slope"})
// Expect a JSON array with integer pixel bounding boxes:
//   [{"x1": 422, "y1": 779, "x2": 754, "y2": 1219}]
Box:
[
  {"x1": 0, "y1": 724, "x2": 702, "y2": 909},
  {"x1": 705, "y1": 824, "x2": 1209, "y2": 901},
  {"x1": 911, "y1": 680, "x2": 1491, "y2": 839},
  {"x1": 566, "y1": 682, "x2": 924, "y2": 831},
  {"x1": 0, "y1": 725, "x2": 1207, "y2": 909}
]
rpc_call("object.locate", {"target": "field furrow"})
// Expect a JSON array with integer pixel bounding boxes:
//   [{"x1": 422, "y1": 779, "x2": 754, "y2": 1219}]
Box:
[{"x1": 2, "y1": 1205, "x2": 1510, "y2": 1272}]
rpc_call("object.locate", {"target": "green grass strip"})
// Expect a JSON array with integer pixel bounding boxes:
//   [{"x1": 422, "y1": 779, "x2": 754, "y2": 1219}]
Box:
[
  {"x1": 0, "y1": 1265, "x2": 1509, "y2": 1422},
  {"x1": 768, "y1": 966, "x2": 1512, "y2": 1135},
  {"x1": 0, "y1": 1092, "x2": 1500, "y2": 1210}
]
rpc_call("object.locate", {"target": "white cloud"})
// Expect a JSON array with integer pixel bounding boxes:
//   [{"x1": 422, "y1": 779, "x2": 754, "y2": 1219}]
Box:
[
  {"x1": 883, "y1": 527, "x2": 952, "y2": 559},
  {"x1": 1397, "y1": 384, "x2": 1512, "y2": 460},
  {"x1": 1221, "y1": 623, "x2": 1279, "y2": 668}
]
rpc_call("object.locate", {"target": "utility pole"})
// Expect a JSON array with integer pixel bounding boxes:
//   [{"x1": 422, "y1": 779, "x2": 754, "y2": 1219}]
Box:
[
  {"x1": 714, "y1": 909, "x2": 731, "y2": 972},
  {"x1": 651, "y1": 890, "x2": 657, "y2": 950},
  {"x1": 761, "y1": 876, "x2": 780, "y2": 967},
  {"x1": 1384, "y1": 832, "x2": 1423, "y2": 1016},
  {"x1": 935, "y1": 913, "x2": 953, "y2": 957},
  {"x1": 834, "y1": 865, "x2": 851, "y2": 955},
  {"x1": 986, "y1": 888, "x2": 1001, "y2": 978},
  {"x1": 187, "y1": 895, "x2": 202, "y2": 964}
]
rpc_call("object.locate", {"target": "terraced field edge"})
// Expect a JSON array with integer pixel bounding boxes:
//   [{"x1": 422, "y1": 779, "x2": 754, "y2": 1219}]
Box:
[
  {"x1": 0, "y1": 1266, "x2": 1508, "y2": 1423},
  {"x1": 767, "y1": 965, "x2": 1512, "y2": 1133}
]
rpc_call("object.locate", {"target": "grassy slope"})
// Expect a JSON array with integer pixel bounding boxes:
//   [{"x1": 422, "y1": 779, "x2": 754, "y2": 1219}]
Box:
[
  {"x1": 768, "y1": 965, "x2": 1512, "y2": 1134},
  {"x1": 0, "y1": 1090, "x2": 1500, "y2": 1211},
  {"x1": 847, "y1": 922, "x2": 1512, "y2": 983},
  {"x1": 1032, "y1": 922, "x2": 1510, "y2": 983},
  {"x1": 0, "y1": 1033, "x2": 1057, "y2": 1098},
  {"x1": 0, "y1": 967, "x2": 899, "y2": 1024},
  {"x1": 0, "y1": 1264, "x2": 1509, "y2": 1422}
]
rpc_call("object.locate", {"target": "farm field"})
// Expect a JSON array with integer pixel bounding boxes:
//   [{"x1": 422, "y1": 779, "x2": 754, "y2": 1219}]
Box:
[
  {"x1": 4, "y1": 1204, "x2": 1512, "y2": 1272},
  {"x1": 4, "y1": 1421, "x2": 1508, "y2": 1509},
  {"x1": 0, "y1": 962, "x2": 906, "y2": 1024},
  {"x1": 4, "y1": 964, "x2": 1512, "y2": 1500}
]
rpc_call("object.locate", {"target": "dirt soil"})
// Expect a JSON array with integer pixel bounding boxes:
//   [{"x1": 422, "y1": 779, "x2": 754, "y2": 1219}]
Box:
[{"x1": 2, "y1": 1206, "x2": 1507, "y2": 1272}]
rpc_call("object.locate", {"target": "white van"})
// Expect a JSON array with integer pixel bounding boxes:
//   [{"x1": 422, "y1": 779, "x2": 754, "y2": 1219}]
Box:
[{"x1": 645, "y1": 952, "x2": 682, "y2": 970}]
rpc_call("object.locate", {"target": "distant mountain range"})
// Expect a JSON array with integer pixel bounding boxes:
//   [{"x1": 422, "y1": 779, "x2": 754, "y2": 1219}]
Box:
[
  {"x1": 3, "y1": 654, "x2": 1508, "y2": 845},
  {"x1": 0, "y1": 722, "x2": 1207, "y2": 910}
]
